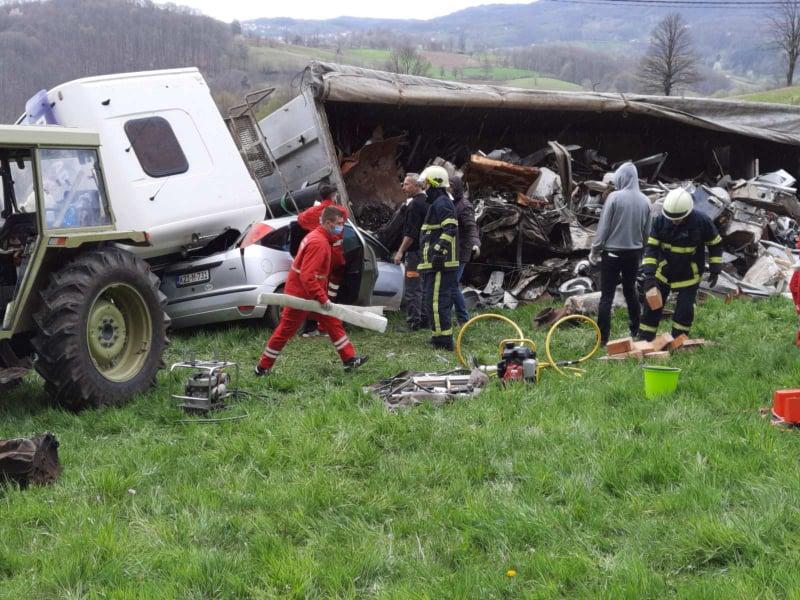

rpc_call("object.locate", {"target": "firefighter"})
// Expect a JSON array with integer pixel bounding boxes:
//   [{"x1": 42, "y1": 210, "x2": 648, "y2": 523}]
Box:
[
  {"x1": 417, "y1": 165, "x2": 459, "y2": 351},
  {"x1": 638, "y1": 187, "x2": 722, "y2": 341},
  {"x1": 255, "y1": 205, "x2": 368, "y2": 375}
]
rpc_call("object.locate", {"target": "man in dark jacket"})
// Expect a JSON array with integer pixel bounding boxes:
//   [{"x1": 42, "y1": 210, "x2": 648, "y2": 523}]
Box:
[
  {"x1": 417, "y1": 166, "x2": 459, "y2": 350},
  {"x1": 393, "y1": 173, "x2": 429, "y2": 329},
  {"x1": 449, "y1": 176, "x2": 480, "y2": 325},
  {"x1": 638, "y1": 187, "x2": 723, "y2": 340}
]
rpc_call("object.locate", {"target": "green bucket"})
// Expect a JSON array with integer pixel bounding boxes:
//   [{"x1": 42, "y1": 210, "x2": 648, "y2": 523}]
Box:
[{"x1": 642, "y1": 365, "x2": 682, "y2": 399}]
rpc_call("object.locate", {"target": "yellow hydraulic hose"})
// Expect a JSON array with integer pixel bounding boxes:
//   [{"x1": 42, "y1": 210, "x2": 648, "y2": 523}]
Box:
[
  {"x1": 541, "y1": 314, "x2": 602, "y2": 378},
  {"x1": 455, "y1": 313, "x2": 523, "y2": 369},
  {"x1": 455, "y1": 312, "x2": 601, "y2": 379}
]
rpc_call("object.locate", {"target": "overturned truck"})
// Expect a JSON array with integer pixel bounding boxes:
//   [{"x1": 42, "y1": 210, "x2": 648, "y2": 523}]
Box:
[{"x1": 258, "y1": 62, "x2": 800, "y2": 300}]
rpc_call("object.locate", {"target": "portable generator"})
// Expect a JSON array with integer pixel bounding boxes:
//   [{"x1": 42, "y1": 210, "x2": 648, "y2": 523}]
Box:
[{"x1": 170, "y1": 359, "x2": 239, "y2": 414}]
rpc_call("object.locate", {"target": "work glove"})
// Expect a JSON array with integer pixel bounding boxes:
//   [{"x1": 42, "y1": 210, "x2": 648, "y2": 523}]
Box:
[
  {"x1": 431, "y1": 253, "x2": 446, "y2": 271},
  {"x1": 707, "y1": 272, "x2": 719, "y2": 288},
  {"x1": 588, "y1": 249, "x2": 601, "y2": 266},
  {"x1": 321, "y1": 300, "x2": 333, "y2": 311},
  {"x1": 471, "y1": 245, "x2": 480, "y2": 259}
]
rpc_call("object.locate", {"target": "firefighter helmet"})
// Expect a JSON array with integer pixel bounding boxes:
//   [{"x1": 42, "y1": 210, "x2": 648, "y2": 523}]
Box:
[
  {"x1": 418, "y1": 165, "x2": 450, "y2": 189},
  {"x1": 662, "y1": 188, "x2": 693, "y2": 221}
]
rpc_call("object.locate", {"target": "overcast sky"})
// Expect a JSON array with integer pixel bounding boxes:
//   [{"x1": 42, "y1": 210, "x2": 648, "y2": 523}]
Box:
[{"x1": 158, "y1": 0, "x2": 533, "y2": 23}]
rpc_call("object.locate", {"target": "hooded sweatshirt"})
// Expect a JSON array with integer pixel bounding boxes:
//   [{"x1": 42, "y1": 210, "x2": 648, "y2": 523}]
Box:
[{"x1": 592, "y1": 162, "x2": 652, "y2": 252}]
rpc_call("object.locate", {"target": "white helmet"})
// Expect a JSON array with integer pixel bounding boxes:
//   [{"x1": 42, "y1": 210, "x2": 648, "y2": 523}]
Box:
[
  {"x1": 418, "y1": 165, "x2": 450, "y2": 189},
  {"x1": 662, "y1": 188, "x2": 693, "y2": 221}
]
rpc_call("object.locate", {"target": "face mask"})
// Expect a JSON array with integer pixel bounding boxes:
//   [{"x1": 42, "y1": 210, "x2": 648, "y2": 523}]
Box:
[{"x1": 332, "y1": 225, "x2": 344, "y2": 235}]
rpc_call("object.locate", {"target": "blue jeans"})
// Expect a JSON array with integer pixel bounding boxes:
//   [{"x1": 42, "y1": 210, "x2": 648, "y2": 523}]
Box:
[{"x1": 452, "y1": 263, "x2": 469, "y2": 324}]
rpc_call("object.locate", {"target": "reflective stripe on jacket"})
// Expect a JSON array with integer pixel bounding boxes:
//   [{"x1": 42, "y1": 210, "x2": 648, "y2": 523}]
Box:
[
  {"x1": 640, "y1": 211, "x2": 722, "y2": 288},
  {"x1": 418, "y1": 188, "x2": 459, "y2": 272}
]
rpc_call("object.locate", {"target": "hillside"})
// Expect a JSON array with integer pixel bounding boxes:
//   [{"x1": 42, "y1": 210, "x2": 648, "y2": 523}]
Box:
[
  {"x1": 0, "y1": 0, "x2": 251, "y2": 123},
  {"x1": 737, "y1": 86, "x2": 800, "y2": 105},
  {"x1": 245, "y1": 2, "x2": 776, "y2": 84},
  {"x1": 247, "y1": 42, "x2": 582, "y2": 93}
]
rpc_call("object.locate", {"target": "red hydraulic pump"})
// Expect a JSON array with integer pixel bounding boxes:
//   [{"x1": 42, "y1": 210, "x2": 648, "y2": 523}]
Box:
[{"x1": 497, "y1": 341, "x2": 538, "y2": 383}]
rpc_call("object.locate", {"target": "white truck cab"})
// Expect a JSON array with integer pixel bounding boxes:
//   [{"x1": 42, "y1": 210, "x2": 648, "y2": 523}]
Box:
[{"x1": 19, "y1": 68, "x2": 266, "y2": 259}]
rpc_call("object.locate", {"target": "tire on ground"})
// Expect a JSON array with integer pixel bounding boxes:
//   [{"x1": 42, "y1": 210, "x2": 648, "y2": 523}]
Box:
[{"x1": 32, "y1": 246, "x2": 169, "y2": 410}]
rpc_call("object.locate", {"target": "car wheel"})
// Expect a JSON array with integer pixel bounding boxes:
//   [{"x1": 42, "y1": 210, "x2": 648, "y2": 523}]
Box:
[{"x1": 265, "y1": 285, "x2": 284, "y2": 329}]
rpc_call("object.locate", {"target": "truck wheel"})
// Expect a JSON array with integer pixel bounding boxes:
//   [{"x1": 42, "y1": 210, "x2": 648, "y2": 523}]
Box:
[{"x1": 32, "y1": 247, "x2": 169, "y2": 410}]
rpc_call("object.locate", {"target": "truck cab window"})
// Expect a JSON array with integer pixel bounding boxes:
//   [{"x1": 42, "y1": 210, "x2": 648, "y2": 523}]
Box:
[
  {"x1": 39, "y1": 148, "x2": 113, "y2": 229},
  {"x1": 124, "y1": 117, "x2": 189, "y2": 178}
]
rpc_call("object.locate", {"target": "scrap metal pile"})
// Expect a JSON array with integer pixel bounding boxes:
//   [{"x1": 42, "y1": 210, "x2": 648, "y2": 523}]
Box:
[{"x1": 357, "y1": 135, "x2": 800, "y2": 306}]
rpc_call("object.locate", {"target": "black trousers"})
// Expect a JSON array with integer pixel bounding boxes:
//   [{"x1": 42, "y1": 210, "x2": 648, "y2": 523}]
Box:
[
  {"x1": 598, "y1": 249, "x2": 642, "y2": 343},
  {"x1": 403, "y1": 250, "x2": 427, "y2": 328},
  {"x1": 422, "y1": 269, "x2": 457, "y2": 340},
  {"x1": 639, "y1": 281, "x2": 698, "y2": 341}
]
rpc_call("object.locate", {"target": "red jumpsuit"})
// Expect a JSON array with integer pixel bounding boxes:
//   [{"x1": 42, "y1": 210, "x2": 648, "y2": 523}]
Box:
[
  {"x1": 259, "y1": 225, "x2": 356, "y2": 369},
  {"x1": 791, "y1": 236, "x2": 800, "y2": 346},
  {"x1": 298, "y1": 200, "x2": 348, "y2": 301}
]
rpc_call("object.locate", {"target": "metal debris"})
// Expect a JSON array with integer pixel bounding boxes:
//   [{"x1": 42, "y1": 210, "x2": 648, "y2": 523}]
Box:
[{"x1": 366, "y1": 369, "x2": 489, "y2": 411}]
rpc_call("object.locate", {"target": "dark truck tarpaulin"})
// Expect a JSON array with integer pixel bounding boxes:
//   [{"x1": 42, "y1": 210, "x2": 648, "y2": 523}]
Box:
[{"x1": 306, "y1": 62, "x2": 800, "y2": 147}]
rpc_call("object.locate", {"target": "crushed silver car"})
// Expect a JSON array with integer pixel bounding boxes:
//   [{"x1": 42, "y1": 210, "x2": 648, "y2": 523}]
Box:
[{"x1": 161, "y1": 216, "x2": 404, "y2": 329}]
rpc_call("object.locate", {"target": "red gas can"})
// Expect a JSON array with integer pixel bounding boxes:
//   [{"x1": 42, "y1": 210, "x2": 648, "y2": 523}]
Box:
[{"x1": 773, "y1": 389, "x2": 800, "y2": 424}]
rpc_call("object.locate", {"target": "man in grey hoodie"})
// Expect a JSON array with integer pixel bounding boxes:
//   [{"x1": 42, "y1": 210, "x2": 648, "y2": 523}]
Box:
[{"x1": 590, "y1": 162, "x2": 652, "y2": 345}]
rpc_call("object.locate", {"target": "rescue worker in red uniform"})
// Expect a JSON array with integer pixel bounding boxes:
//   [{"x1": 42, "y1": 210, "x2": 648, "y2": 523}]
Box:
[
  {"x1": 296, "y1": 185, "x2": 348, "y2": 337},
  {"x1": 255, "y1": 206, "x2": 368, "y2": 375}
]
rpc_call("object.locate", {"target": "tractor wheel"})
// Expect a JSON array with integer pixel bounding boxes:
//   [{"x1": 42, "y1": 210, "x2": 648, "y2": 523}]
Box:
[{"x1": 32, "y1": 247, "x2": 169, "y2": 410}]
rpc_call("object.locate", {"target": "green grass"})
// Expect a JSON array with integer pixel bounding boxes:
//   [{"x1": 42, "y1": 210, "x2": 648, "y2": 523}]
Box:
[
  {"x1": 736, "y1": 86, "x2": 800, "y2": 105},
  {"x1": 3, "y1": 296, "x2": 800, "y2": 596},
  {"x1": 461, "y1": 66, "x2": 541, "y2": 81},
  {"x1": 504, "y1": 76, "x2": 584, "y2": 92},
  {"x1": 344, "y1": 48, "x2": 392, "y2": 63}
]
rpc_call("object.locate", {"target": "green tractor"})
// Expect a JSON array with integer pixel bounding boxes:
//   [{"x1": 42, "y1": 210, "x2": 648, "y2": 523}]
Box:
[{"x1": 0, "y1": 125, "x2": 168, "y2": 410}]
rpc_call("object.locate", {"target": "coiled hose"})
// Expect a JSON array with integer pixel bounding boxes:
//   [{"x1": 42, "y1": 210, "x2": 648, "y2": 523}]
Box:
[{"x1": 455, "y1": 312, "x2": 602, "y2": 379}]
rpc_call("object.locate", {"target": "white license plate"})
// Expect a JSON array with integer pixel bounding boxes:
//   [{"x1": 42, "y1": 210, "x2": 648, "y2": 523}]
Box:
[{"x1": 176, "y1": 270, "x2": 210, "y2": 287}]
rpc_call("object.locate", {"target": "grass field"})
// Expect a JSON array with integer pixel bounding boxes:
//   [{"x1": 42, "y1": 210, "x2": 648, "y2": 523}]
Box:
[
  {"x1": 2, "y1": 296, "x2": 800, "y2": 597},
  {"x1": 505, "y1": 77, "x2": 584, "y2": 92},
  {"x1": 461, "y1": 66, "x2": 541, "y2": 81},
  {"x1": 736, "y1": 86, "x2": 800, "y2": 105}
]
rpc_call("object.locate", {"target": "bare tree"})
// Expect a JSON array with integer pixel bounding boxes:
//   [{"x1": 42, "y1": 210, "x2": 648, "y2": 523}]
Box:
[
  {"x1": 638, "y1": 13, "x2": 701, "y2": 96},
  {"x1": 385, "y1": 43, "x2": 431, "y2": 76},
  {"x1": 769, "y1": 0, "x2": 800, "y2": 86}
]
